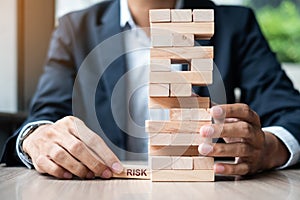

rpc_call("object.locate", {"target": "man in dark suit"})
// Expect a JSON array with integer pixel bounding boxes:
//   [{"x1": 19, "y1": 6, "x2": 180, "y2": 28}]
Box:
[{"x1": 1, "y1": 0, "x2": 300, "y2": 179}]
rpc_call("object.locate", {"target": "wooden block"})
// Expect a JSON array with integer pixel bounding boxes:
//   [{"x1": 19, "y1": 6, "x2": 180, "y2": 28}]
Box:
[
  {"x1": 145, "y1": 120, "x2": 211, "y2": 133},
  {"x1": 171, "y1": 133, "x2": 212, "y2": 146},
  {"x1": 172, "y1": 156, "x2": 193, "y2": 169},
  {"x1": 150, "y1": 46, "x2": 214, "y2": 61},
  {"x1": 152, "y1": 170, "x2": 215, "y2": 182},
  {"x1": 170, "y1": 108, "x2": 212, "y2": 121},
  {"x1": 149, "y1": 9, "x2": 171, "y2": 22},
  {"x1": 172, "y1": 33, "x2": 194, "y2": 47},
  {"x1": 150, "y1": 146, "x2": 199, "y2": 156},
  {"x1": 151, "y1": 22, "x2": 214, "y2": 39},
  {"x1": 191, "y1": 59, "x2": 213, "y2": 71},
  {"x1": 151, "y1": 34, "x2": 172, "y2": 47},
  {"x1": 151, "y1": 156, "x2": 172, "y2": 170},
  {"x1": 150, "y1": 59, "x2": 171, "y2": 72},
  {"x1": 112, "y1": 164, "x2": 150, "y2": 180},
  {"x1": 193, "y1": 9, "x2": 214, "y2": 22},
  {"x1": 149, "y1": 84, "x2": 169, "y2": 97},
  {"x1": 170, "y1": 84, "x2": 192, "y2": 97},
  {"x1": 193, "y1": 156, "x2": 214, "y2": 170},
  {"x1": 149, "y1": 133, "x2": 172, "y2": 146},
  {"x1": 171, "y1": 9, "x2": 192, "y2": 22},
  {"x1": 149, "y1": 97, "x2": 210, "y2": 109},
  {"x1": 150, "y1": 71, "x2": 213, "y2": 85}
]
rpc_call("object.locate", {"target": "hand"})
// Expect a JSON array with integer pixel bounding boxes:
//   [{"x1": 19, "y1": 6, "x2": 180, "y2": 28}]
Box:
[
  {"x1": 198, "y1": 103, "x2": 289, "y2": 176},
  {"x1": 22, "y1": 116, "x2": 123, "y2": 179}
]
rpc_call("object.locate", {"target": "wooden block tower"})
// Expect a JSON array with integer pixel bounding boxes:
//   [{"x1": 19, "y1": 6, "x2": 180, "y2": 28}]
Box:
[{"x1": 147, "y1": 9, "x2": 215, "y2": 182}]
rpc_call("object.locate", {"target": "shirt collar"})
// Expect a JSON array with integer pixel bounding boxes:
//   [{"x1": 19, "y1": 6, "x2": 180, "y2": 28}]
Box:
[{"x1": 120, "y1": 0, "x2": 184, "y2": 29}]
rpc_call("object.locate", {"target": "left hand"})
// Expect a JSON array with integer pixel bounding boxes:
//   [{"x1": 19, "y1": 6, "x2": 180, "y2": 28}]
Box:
[{"x1": 198, "y1": 103, "x2": 289, "y2": 176}]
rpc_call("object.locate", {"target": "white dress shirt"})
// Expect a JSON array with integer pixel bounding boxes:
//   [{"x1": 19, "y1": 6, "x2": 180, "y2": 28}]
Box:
[{"x1": 17, "y1": 0, "x2": 300, "y2": 168}]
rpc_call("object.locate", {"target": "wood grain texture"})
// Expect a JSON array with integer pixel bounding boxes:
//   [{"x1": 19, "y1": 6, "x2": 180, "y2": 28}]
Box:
[
  {"x1": 191, "y1": 59, "x2": 213, "y2": 71},
  {"x1": 152, "y1": 170, "x2": 215, "y2": 182},
  {"x1": 193, "y1": 156, "x2": 214, "y2": 170},
  {"x1": 149, "y1": 97, "x2": 210, "y2": 109},
  {"x1": 146, "y1": 120, "x2": 211, "y2": 133},
  {"x1": 150, "y1": 145, "x2": 200, "y2": 156},
  {"x1": 149, "y1": 9, "x2": 171, "y2": 22},
  {"x1": 170, "y1": 84, "x2": 192, "y2": 97},
  {"x1": 172, "y1": 156, "x2": 193, "y2": 169},
  {"x1": 169, "y1": 108, "x2": 211, "y2": 121},
  {"x1": 150, "y1": 46, "x2": 214, "y2": 61},
  {"x1": 151, "y1": 34, "x2": 173, "y2": 47},
  {"x1": 151, "y1": 22, "x2": 214, "y2": 39},
  {"x1": 172, "y1": 33, "x2": 194, "y2": 47},
  {"x1": 149, "y1": 84, "x2": 170, "y2": 97},
  {"x1": 149, "y1": 133, "x2": 172, "y2": 145},
  {"x1": 171, "y1": 9, "x2": 192, "y2": 22},
  {"x1": 150, "y1": 71, "x2": 213, "y2": 85},
  {"x1": 193, "y1": 9, "x2": 214, "y2": 22},
  {"x1": 151, "y1": 156, "x2": 173, "y2": 170},
  {"x1": 2, "y1": 165, "x2": 300, "y2": 199},
  {"x1": 150, "y1": 59, "x2": 171, "y2": 72},
  {"x1": 171, "y1": 133, "x2": 212, "y2": 146}
]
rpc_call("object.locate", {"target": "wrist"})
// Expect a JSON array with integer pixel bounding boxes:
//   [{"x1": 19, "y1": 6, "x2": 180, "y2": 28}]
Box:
[{"x1": 263, "y1": 131, "x2": 290, "y2": 170}]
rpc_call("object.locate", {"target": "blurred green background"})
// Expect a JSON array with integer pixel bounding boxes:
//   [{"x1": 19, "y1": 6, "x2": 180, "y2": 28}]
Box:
[{"x1": 246, "y1": 0, "x2": 300, "y2": 63}]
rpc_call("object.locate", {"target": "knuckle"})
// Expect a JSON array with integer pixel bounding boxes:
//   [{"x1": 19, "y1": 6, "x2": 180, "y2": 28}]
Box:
[
  {"x1": 90, "y1": 161, "x2": 106, "y2": 175},
  {"x1": 241, "y1": 104, "x2": 251, "y2": 115},
  {"x1": 69, "y1": 141, "x2": 85, "y2": 156},
  {"x1": 239, "y1": 144, "x2": 250, "y2": 156},
  {"x1": 35, "y1": 155, "x2": 46, "y2": 167},
  {"x1": 214, "y1": 145, "x2": 225, "y2": 155},
  {"x1": 51, "y1": 148, "x2": 66, "y2": 162},
  {"x1": 51, "y1": 166, "x2": 64, "y2": 178},
  {"x1": 240, "y1": 121, "x2": 251, "y2": 135}
]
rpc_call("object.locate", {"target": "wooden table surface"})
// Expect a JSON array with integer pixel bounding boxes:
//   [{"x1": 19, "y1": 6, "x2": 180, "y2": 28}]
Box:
[{"x1": 1, "y1": 164, "x2": 300, "y2": 200}]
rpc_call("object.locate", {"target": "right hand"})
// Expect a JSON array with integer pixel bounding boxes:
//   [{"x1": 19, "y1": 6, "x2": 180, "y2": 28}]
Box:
[{"x1": 22, "y1": 116, "x2": 123, "y2": 179}]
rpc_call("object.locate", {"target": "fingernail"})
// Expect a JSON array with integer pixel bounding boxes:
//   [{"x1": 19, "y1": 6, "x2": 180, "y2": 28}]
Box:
[
  {"x1": 101, "y1": 169, "x2": 112, "y2": 179},
  {"x1": 63, "y1": 172, "x2": 73, "y2": 179},
  {"x1": 212, "y1": 106, "x2": 223, "y2": 117},
  {"x1": 200, "y1": 126, "x2": 214, "y2": 137},
  {"x1": 112, "y1": 162, "x2": 123, "y2": 174},
  {"x1": 86, "y1": 171, "x2": 95, "y2": 179},
  {"x1": 214, "y1": 165, "x2": 225, "y2": 173},
  {"x1": 198, "y1": 143, "x2": 213, "y2": 155}
]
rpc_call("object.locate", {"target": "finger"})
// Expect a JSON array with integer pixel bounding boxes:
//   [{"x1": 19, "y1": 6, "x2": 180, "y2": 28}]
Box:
[
  {"x1": 214, "y1": 162, "x2": 250, "y2": 175},
  {"x1": 210, "y1": 104, "x2": 260, "y2": 125},
  {"x1": 48, "y1": 144, "x2": 93, "y2": 179},
  {"x1": 34, "y1": 155, "x2": 73, "y2": 179},
  {"x1": 198, "y1": 142, "x2": 250, "y2": 157},
  {"x1": 200, "y1": 122, "x2": 254, "y2": 139},
  {"x1": 69, "y1": 117, "x2": 123, "y2": 174},
  {"x1": 56, "y1": 130, "x2": 111, "y2": 179}
]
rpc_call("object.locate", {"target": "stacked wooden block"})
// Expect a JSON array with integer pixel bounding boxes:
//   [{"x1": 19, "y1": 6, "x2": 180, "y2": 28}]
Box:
[{"x1": 146, "y1": 9, "x2": 215, "y2": 182}]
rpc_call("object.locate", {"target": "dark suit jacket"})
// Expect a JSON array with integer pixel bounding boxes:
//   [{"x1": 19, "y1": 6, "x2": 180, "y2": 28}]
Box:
[{"x1": 2, "y1": 0, "x2": 300, "y2": 165}]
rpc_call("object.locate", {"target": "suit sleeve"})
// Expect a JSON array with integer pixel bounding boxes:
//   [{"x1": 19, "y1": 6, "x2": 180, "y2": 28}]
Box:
[
  {"x1": 236, "y1": 9, "x2": 300, "y2": 144},
  {"x1": 1, "y1": 16, "x2": 76, "y2": 166}
]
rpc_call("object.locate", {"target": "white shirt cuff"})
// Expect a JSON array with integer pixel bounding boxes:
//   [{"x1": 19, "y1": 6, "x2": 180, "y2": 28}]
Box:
[
  {"x1": 262, "y1": 126, "x2": 300, "y2": 169},
  {"x1": 16, "y1": 120, "x2": 53, "y2": 169}
]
